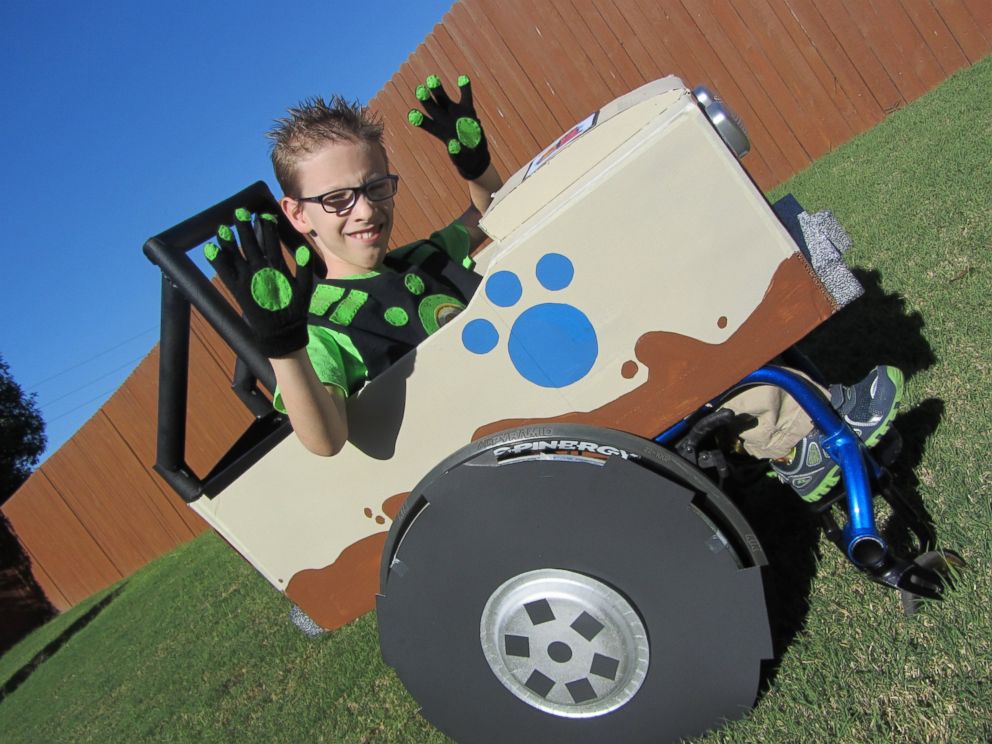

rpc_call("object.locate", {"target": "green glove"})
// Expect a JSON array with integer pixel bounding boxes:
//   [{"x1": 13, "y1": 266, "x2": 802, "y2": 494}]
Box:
[
  {"x1": 205, "y1": 209, "x2": 314, "y2": 358},
  {"x1": 408, "y1": 74, "x2": 491, "y2": 181}
]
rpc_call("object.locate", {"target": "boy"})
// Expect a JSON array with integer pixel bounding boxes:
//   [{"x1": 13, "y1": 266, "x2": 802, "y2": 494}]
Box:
[
  {"x1": 206, "y1": 74, "x2": 502, "y2": 457},
  {"x1": 207, "y1": 75, "x2": 903, "y2": 505}
]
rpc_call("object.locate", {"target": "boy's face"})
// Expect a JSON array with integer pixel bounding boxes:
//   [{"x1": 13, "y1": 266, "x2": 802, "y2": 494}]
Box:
[{"x1": 282, "y1": 139, "x2": 394, "y2": 278}]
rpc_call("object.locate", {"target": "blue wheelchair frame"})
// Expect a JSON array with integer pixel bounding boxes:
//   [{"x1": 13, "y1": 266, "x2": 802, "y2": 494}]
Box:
[{"x1": 655, "y1": 364, "x2": 946, "y2": 600}]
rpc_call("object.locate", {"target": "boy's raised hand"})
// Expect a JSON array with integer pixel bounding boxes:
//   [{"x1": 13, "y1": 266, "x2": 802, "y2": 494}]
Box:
[
  {"x1": 205, "y1": 209, "x2": 314, "y2": 358},
  {"x1": 408, "y1": 74, "x2": 491, "y2": 181}
]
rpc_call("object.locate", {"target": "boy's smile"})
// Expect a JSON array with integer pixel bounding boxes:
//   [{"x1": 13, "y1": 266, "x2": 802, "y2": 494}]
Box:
[{"x1": 282, "y1": 139, "x2": 395, "y2": 278}]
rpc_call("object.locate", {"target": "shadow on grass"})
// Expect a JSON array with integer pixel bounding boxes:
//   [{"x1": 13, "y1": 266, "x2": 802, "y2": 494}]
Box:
[
  {"x1": 796, "y1": 267, "x2": 936, "y2": 382},
  {"x1": 881, "y1": 400, "x2": 946, "y2": 554},
  {"x1": 0, "y1": 585, "x2": 125, "y2": 703},
  {"x1": 730, "y1": 473, "x2": 822, "y2": 691}
]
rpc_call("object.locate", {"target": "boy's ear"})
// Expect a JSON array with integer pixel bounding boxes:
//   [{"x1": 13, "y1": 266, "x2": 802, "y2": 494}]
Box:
[{"x1": 281, "y1": 196, "x2": 311, "y2": 235}]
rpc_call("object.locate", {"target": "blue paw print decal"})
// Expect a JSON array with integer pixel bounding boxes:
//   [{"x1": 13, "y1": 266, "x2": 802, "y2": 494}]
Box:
[{"x1": 461, "y1": 253, "x2": 598, "y2": 388}]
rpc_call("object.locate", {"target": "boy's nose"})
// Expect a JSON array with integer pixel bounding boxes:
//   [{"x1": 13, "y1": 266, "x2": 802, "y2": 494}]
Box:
[{"x1": 351, "y1": 192, "x2": 375, "y2": 217}]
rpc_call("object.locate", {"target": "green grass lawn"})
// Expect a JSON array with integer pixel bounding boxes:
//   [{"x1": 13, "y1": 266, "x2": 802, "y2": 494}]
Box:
[{"x1": 2, "y1": 57, "x2": 990, "y2": 743}]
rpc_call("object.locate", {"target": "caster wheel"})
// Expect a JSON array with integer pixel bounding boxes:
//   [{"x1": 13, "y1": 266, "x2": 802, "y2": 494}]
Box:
[{"x1": 377, "y1": 425, "x2": 773, "y2": 743}]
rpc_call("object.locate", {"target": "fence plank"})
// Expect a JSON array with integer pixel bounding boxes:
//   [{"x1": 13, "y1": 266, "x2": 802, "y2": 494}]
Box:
[
  {"x1": 100, "y1": 349, "x2": 207, "y2": 537},
  {"x1": 932, "y1": 0, "x2": 992, "y2": 65},
  {"x1": 2, "y1": 473, "x2": 122, "y2": 608},
  {"x1": 740, "y1": 0, "x2": 856, "y2": 152},
  {"x1": 900, "y1": 0, "x2": 971, "y2": 76},
  {"x1": 18, "y1": 543, "x2": 68, "y2": 613},
  {"x1": 468, "y1": 1, "x2": 579, "y2": 131},
  {"x1": 559, "y1": 1, "x2": 647, "y2": 95},
  {"x1": 676, "y1": 0, "x2": 812, "y2": 180},
  {"x1": 814, "y1": 0, "x2": 905, "y2": 113},
  {"x1": 776, "y1": 0, "x2": 884, "y2": 133},
  {"x1": 41, "y1": 417, "x2": 188, "y2": 572}
]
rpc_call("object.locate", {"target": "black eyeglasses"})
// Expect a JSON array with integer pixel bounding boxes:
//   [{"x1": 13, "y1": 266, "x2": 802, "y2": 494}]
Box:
[{"x1": 296, "y1": 174, "x2": 399, "y2": 214}]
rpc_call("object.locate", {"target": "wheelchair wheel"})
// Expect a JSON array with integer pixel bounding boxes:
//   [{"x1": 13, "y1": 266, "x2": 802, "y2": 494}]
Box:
[{"x1": 377, "y1": 425, "x2": 772, "y2": 743}]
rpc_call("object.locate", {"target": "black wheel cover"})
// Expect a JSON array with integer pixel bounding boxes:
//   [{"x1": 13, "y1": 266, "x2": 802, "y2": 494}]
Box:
[{"x1": 378, "y1": 425, "x2": 772, "y2": 743}]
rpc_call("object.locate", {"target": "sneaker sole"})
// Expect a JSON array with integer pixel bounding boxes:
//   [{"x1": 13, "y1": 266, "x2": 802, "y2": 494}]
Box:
[{"x1": 799, "y1": 463, "x2": 840, "y2": 503}]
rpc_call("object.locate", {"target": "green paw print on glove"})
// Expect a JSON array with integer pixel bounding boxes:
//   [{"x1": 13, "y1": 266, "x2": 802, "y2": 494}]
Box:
[{"x1": 249, "y1": 246, "x2": 312, "y2": 311}]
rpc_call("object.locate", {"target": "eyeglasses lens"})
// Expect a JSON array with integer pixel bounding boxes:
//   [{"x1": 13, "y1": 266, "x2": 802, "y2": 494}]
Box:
[{"x1": 319, "y1": 176, "x2": 397, "y2": 214}]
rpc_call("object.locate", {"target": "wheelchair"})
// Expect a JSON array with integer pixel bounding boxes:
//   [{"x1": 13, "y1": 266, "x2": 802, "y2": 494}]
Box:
[{"x1": 145, "y1": 77, "x2": 959, "y2": 743}]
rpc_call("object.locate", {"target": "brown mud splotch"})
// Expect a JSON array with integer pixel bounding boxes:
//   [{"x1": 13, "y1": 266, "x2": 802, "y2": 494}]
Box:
[
  {"x1": 717, "y1": 316, "x2": 728, "y2": 329},
  {"x1": 381, "y1": 491, "x2": 408, "y2": 519},
  {"x1": 474, "y1": 255, "x2": 836, "y2": 441},
  {"x1": 284, "y1": 491, "x2": 410, "y2": 631},
  {"x1": 621, "y1": 360, "x2": 639, "y2": 379}
]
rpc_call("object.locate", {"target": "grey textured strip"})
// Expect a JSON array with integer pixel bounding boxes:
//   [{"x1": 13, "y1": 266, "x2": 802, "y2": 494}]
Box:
[{"x1": 772, "y1": 194, "x2": 864, "y2": 307}]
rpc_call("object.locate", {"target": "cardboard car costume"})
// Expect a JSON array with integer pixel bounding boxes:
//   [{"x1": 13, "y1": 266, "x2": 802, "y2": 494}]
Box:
[{"x1": 186, "y1": 76, "x2": 841, "y2": 629}]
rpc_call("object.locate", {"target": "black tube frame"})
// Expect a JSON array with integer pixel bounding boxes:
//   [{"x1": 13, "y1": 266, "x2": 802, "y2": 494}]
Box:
[{"x1": 142, "y1": 181, "x2": 292, "y2": 503}]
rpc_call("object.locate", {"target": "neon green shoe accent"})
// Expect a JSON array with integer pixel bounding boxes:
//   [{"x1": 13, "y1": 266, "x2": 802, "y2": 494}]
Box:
[
  {"x1": 329, "y1": 290, "x2": 368, "y2": 326},
  {"x1": 408, "y1": 109, "x2": 424, "y2": 127},
  {"x1": 455, "y1": 117, "x2": 482, "y2": 148},
  {"x1": 204, "y1": 242, "x2": 219, "y2": 261},
  {"x1": 457, "y1": 74, "x2": 470, "y2": 87},
  {"x1": 862, "y1": 367, "x2": 905, "y2": 448},
  {"x1": 235, "y1": 208, "x2": 251, "y2": 222},
  {"x1": 295, "y1": 246, "x2": 311, "y2": 268},
  {"x1": 404, "y1": 274, "x2": 425, "y2": 296},
  {"x1": 217, "y1": 225, "x2": 233, "y2": 241},
  {"x1": 416, "y1": 84, "x2": 429, "y2": 102},
  {"x1": 384, "y1": 307, "x2": 409, "y2": 327},
  {"x1": 310, "y1": 284, "x2": 345, "y2": 316},
  {"x1": 251, "y1": 268, "x2": 293, "y2": 311},
  {"x1": 260, "y1": 213, "x2": 277, "y2": 223},
  {"x1": 419, "y1": 294, "x2": 464, "y2": 334},
  {"x1": 426, "y1": 74, "x2": 441, "y2": 89},
  {"x1": 448, "y1": 139, "x2": 462, "y2": 155},
  {"x1": 799, "y1": 465, "x2": 840, "y2": 504}
]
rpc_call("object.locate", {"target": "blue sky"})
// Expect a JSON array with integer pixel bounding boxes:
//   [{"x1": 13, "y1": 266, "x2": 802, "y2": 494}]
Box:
[{"x1": 1, "y1": 0, "x2": 456, "y2": 463}]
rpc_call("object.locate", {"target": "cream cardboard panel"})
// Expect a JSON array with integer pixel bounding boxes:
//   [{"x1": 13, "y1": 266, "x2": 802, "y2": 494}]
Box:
[{"x1": 192, "y1": 77, "x2": 823, "y2": 599}]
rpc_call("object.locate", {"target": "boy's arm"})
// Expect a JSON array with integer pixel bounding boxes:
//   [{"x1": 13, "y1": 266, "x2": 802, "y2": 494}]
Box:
[
  {"x1": 408, "y1": 74, "x2": 502, "y2": 251},
  {"x1": 205, "y1": 209, "x2": 348, "y2": 457},
  {"x1": 458, "y1": 163, "x2": 503, "y2": 250},
  {"x1": 270, "y1": 352, "x2": 348, "y2": 457}
]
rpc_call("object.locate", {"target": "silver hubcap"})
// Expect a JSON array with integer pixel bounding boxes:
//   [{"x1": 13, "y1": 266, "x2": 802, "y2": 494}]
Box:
[{"x1": 480, "y1": 568, "x2": 649, "y2": 718}]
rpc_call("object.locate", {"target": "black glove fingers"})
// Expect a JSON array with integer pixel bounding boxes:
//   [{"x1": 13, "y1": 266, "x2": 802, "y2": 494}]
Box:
[
  {"x1": 416, "y1": 113, "x2": 447, "y2": 141},
  {"x1": 425, "y1": 74, "x2": 452, "y2": 109},
  {"x1": 257, "y1": 213, "x2": 288, "y2": 269},
  {"x1": 232, "y1": 208, "x2": 266, "y2": 268},
  {"x1": 420, "y1": 95, "x2": 446, "y2": 123},
  {"x1": 456, "y1": 75, "x2": 475, "y2": 114},
  {"x1": 291, "y1": 244, "x2": 315, "y2": 303},
  {"x1": 204, "y1": 238, "x2": 240, "y2": 289}
]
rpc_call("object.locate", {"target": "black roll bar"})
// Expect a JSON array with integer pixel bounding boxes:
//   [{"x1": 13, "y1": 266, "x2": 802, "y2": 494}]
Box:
[{"x1": 142, "y1": 182, "x2": 292, "y2": 503}]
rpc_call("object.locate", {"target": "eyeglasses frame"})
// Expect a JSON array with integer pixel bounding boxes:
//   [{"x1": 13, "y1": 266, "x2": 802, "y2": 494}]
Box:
[{"x1": 295, "y1": 174, "x2": 400, "y2": 215}]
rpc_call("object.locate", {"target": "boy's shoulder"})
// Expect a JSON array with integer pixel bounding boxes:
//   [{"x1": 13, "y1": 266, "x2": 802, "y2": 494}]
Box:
[{"x1": 389, "y1": 221, "x2": 472, "y2": 267}]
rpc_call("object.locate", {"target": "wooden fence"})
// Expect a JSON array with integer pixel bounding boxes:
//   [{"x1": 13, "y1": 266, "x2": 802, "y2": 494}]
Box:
[{"x1": 3, "y1": 0, "x2": 989, "y2": 628}]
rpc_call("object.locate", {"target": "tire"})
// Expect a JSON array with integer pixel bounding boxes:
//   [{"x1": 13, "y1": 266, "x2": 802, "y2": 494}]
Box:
[{"x1": 377, "y1": 425, "x2": 772, "y2": 743}]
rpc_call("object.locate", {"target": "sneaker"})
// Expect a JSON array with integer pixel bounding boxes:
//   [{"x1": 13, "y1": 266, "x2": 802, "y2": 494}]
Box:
[
  {"x1": 830, "y1": 365, "x2": 905, "y2": 448},
  {"x1": 772, "y1": 366, "x2": 905, "y2": 502}
]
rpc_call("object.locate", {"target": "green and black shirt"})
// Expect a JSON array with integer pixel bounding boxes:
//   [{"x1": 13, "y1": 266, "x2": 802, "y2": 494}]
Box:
[{"x1": 274, "y1": 222, "x2": 480, "y2": 411}]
